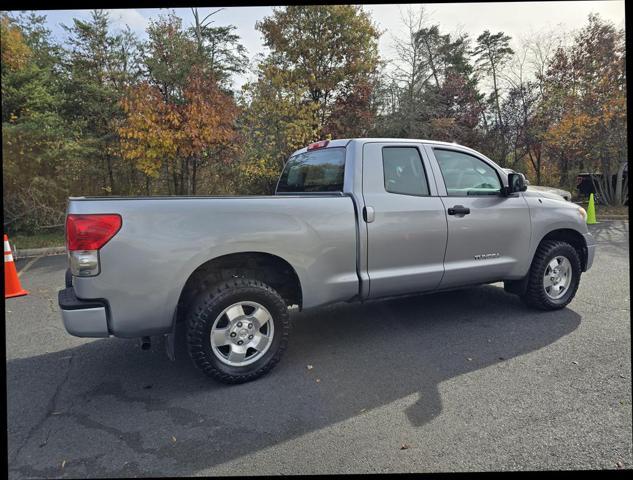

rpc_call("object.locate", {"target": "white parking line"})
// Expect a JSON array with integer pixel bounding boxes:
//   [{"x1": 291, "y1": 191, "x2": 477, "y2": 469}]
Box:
[{"x1": 18, "y1": 255, "x2": 43, "y2": 277}]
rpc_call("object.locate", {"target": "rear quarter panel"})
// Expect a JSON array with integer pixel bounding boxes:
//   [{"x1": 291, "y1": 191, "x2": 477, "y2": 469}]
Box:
[{"x1": 69, "y1": 196, "x2": 358, "y2": 337}]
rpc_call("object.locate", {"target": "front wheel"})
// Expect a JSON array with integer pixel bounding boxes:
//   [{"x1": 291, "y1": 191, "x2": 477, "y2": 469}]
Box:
[
  {"x1": 186, "y1": 278, "x2": 290, "y2": 384},
  {"x1": 521, "y1": 240, "x2": 581, "y2": 310}
]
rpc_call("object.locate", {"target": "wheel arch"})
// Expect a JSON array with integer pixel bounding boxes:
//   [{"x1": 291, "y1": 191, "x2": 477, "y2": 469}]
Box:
[
  {"x1": 537, "y1": 228, "x2": 589, "y2": 271},
  {"x1": 506, "y1": 227, "x2": 588, "y2": 297},
  {"x1": 176, "y1": 251, "x2": 303, "y2": 324}
]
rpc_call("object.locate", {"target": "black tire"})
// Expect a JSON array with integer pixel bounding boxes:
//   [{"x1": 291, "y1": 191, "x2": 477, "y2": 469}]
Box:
[
  {"x1": 521, "y1": 240, "x2": 581, "y2": 310},
  {"x1": 186, "y1": 278, "x2": 290, "y2": 384}
]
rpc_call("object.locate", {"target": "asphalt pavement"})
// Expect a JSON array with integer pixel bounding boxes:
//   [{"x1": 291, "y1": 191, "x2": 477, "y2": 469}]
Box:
[{"x1": 5, "y1": 220, "x2": 631, "y2": 477}]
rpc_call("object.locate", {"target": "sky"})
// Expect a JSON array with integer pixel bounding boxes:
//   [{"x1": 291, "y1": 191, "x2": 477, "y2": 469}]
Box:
[{"x1": 25, "y1": 1, "x2": 626, "y2": 89}]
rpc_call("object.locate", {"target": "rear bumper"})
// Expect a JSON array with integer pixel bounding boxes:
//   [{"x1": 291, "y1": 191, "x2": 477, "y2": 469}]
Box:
[{"x1": 58, "y1": 287, "x2": 110, "y2": 337}]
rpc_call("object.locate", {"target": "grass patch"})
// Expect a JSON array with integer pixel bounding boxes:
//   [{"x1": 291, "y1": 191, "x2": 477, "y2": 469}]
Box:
[
  {"x1": 10, "y1": 230, "x2": 65, "y2": 249},
  {"x1": 595, "y1": 205, "x2": 629, "y2": 217},
  {"x1": 575, "y1": 200, "x2": 628, "y2": 216}
]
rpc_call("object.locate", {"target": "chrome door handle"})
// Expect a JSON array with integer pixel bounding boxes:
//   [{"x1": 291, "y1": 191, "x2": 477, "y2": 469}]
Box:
[{"x1": 363, "y1": 206, "x2": 375, "y2": 223}]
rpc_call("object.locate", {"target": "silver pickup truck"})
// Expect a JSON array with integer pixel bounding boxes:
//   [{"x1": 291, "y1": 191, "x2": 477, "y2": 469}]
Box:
[{"x1": 58, "y1": 138, "x2": 596, "y2": 383}]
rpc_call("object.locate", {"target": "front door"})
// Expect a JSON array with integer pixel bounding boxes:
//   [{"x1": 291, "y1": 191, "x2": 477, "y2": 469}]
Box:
[
  {"x1": 362, "y1": 142, "x2": 448, "y2": 298},
  {"x1": 425, "y1": 146, "x2": 531, "y2": 288}
]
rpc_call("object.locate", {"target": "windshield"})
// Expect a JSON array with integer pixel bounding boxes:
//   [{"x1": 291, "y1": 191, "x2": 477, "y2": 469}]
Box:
[{"x1": 276, "y1": 147, "x2": 346, "y2": 193}]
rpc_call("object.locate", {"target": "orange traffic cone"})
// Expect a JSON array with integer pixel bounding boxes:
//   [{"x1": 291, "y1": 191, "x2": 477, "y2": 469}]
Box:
[{"x1": 4, "y1": 234, "x2": 28, "y2": 298}]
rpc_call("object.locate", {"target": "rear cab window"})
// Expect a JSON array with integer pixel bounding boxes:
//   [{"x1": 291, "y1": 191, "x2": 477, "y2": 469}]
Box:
[
  {"x1": 276, "y1": 147, "x2": 346, "y2": 193},
  {"x1": 382, "y1": 147, "x2": 430, "y2": 196}
]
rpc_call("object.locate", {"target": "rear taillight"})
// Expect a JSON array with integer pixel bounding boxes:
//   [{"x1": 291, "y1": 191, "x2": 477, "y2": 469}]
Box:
[
  {"x1": 66, "y1": 214, "x2": 121, "y2": 277},
  {"x1": 66, "y1": 214, "x2": 121, "y2": 251}
]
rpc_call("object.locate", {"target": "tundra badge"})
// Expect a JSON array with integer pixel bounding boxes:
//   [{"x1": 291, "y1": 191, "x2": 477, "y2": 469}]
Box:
[{"x1": 474, "y1": 253, "x2": 500, "y2": 260}]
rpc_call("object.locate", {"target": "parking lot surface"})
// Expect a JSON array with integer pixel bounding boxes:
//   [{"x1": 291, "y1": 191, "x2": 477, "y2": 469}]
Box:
[{"x1": 6, "y1": 220, "x2": 631, "y2": 477}]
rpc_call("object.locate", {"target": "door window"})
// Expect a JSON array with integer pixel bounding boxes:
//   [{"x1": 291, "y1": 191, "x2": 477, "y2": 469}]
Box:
[
  {"x1": 434, "y1": 149, "x2": 501, "y2": 196},
  {"x1": 382, "y1": 147, "x2": 430, "y2": 196}
]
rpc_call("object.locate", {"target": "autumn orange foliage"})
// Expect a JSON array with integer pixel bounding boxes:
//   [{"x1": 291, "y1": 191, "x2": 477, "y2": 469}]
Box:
[
  {"x1": 118, "y1": 67, "x2": 238, "y2": 193},
  {"x1": 0, "y1": 16, "x2": 31, "y2": 71}
]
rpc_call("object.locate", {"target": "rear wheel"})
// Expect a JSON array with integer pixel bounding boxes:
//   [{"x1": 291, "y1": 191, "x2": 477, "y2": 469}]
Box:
[
  {"x1": 186, "y1": 278, "x2": 290, "y2": 384},
  {"x1": 521, "y1": 240, "x2": 581, "y2": 310}
]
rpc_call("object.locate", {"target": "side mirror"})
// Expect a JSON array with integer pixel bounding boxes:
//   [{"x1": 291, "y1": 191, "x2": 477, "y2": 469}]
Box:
[{"x1": 505, "y1": 172, "x2": 528, "y2": 194}]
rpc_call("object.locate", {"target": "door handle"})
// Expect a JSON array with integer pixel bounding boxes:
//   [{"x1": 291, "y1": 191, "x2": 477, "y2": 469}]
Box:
[
  {"x1": 448, "y1": 205, "x2": 470, "y2": 216},
  {"x1": 363, "y1": 206, "x2": 375, "y2": 223}
]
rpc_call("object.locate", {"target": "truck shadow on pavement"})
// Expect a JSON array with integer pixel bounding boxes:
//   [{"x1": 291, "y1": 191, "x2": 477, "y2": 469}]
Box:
[{"x1": 8, "y1": 284, "x2": 580, "y2": 478}]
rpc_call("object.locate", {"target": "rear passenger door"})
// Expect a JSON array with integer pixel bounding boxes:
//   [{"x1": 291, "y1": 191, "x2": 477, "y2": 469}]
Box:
[
  {"x1": 425, "y1": 146, "x2": 531, "y2": 288},
  {"x1": 361, "y1": 142, "x2": 448, "y2": 298}
]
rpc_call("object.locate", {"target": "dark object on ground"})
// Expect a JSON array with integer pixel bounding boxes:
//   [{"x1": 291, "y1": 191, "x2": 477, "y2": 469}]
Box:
[{"x1": 576, "y1": 171, "x2": 629, "y2": 205}]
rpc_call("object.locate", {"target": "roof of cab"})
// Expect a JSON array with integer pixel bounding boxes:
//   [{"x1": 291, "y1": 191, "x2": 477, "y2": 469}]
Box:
[{"x1": 289, "y1": 138, "x2": 472, "y2": 158}]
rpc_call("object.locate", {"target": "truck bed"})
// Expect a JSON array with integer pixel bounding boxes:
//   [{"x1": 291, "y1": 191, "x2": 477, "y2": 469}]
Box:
[{"x1": 68, "y1": 195, "x2": 360, "y2": 337}]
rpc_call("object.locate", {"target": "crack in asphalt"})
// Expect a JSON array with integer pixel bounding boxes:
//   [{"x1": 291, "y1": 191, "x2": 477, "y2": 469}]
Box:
[
  {"x1": 39, "y1": 427, "x2": 53, "y2": 448},
  {"x1": 46, "y1": 295, "x2": 58, "y2": 315},
  {"x1": 38, "y1": 288, "x2": 66, "y2": 332},
  {"x1": 10, "y1": 353, "x2": 75, "y2": 467},
  {"x1": 17, "y1": 255, "x2": 43, "y2": 278}
]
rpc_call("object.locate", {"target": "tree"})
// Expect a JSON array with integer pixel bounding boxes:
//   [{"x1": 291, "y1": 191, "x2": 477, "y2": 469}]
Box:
[
  {"x1": 190, "y1": 8, "x2": 248, "y2": 90},
  {"x1": 387, "y1": 6, "x2": 429, "y2": 137},
  {"x1": 471, "y1": 30, "x2": 514, "y2": 129},
  {"x1": 416, "y1": 25, "x2": 450, "y2": 89},
  {"x1": 431, "y1": 67, "x2": 485, "y2": 147},
  {"x1": 2, "y1": 13, "x2": 74, "y2": 232},
  {"x1": 322, "y1": 76, "x2": 379, "y2": 138},
  {"x1": 119, "y1": 67, "x2": 238, "y2": 195},
  {"x1": 421, "y1": 28, "x2": 485, "y2": 146},
  {"x1": 502, "y1": 80, "x2": 549, "y2": 182},
  {"x1": 524, "y1": 29, "x2": 565, "y2": 96},
  {"x1": 130, "y1": 11, "x2": 245, "y2": 195},
  {"x1": 256, "y1": 5, "x2": 381, "y2": 134},
  {"x1": 0, "y1": 15, "x2": 31, "y2": 71},
  {"x1": 238, "y1": 61, "x2": 319, "y2": 193},
  {"x1": 60, "y1": 10, "x2": 142, "y2": 195},
  {"x1": 144, "y1": 12, "x2": 197, "y2": 104},
  {"x1": 540, "y1": 14, "x2": 626, "y2": 204},
  {"x1": 375, "y1": 9, "x2": 485, "y2": 147},
  {"x1": 500, "y1": 32, "x2": 563, "y2": 183}
]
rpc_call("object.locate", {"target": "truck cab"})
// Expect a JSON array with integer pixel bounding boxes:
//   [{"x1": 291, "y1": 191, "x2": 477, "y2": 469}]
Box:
[{"x1": 278, "y1": 139, "x2": 593, "y2": 298}]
